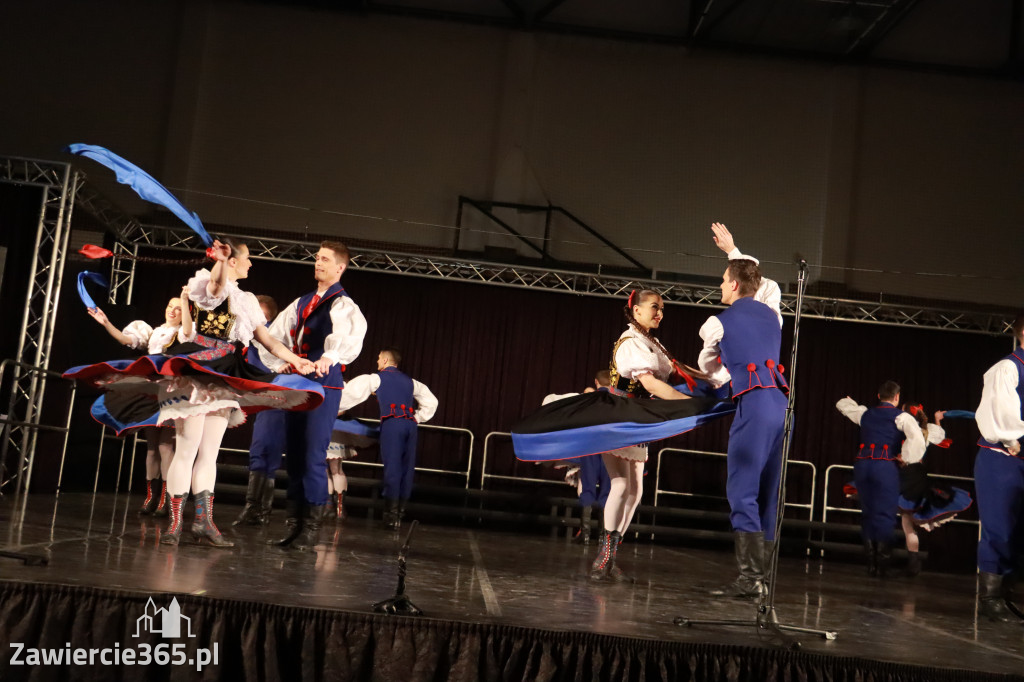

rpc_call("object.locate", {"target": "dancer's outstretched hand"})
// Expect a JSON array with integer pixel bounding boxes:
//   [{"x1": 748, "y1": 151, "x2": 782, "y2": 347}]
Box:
[
  {"x1": 711, "y1": 222, "x2": 736, "y2": 254},
  {"x1": 292, "y1": 358, "x2": 316, "y2": 375},
  {"x1": 87, "y1": 307, "x2": 109, "y2": 325},
  {"x1": 1009, "y1": 440, "x2": 1021, "y2": 456}
]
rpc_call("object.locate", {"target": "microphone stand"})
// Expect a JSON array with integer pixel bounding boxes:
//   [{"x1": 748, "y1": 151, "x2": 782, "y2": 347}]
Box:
[{"x1": 372, "y1": 520, "x2": 424, "y2": 616}]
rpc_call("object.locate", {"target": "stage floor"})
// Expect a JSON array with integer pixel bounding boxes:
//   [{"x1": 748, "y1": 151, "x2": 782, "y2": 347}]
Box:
[{"x1": 1, "y1": 492, "x2": 1022, "y2": 678}]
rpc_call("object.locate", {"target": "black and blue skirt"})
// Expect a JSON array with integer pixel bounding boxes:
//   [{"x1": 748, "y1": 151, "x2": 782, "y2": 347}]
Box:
[{"x1": 511, "y1": 384, "x2": 734, "y2": 462}]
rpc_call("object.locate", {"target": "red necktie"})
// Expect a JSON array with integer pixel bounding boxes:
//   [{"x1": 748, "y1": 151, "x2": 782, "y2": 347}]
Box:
[
  {"x1": 302, "y1": 294, "x2": 321, "y2": 321},
  {"x1": 295, "y1": 294, "x2": 322, "y2": 354}
]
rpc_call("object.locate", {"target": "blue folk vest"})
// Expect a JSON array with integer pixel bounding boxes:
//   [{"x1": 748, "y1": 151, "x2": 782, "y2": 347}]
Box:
[
  {"x1": 376, "y1": 367, "x2": 415, "y2": 420},
  {"x1": 716, "y1": 297, "x2": 788, "y2": 399},
  {"x1": 858, "y1": 404, "x2": 903, "y2": 461},
  {"x1": 977, "y1": 350, "x2": 1024, "y2": 456},
  {"x1": 291, "y1": 282, "x2": 348, "y2": 389}
]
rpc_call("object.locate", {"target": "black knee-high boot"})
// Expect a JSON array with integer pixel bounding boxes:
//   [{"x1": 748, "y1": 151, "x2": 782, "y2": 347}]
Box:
[
  {"x1": 293, "y1": 504, "x2": 326, "y2": 551},
  {"x1": 709, "y1": 531, "x2": 766, "y2": 599},
  {"x1": 233, "y1": 471, "x2": 267, "y2": 526},
  {"x1": 257, "y1": 475, "x2": 276, "y2": 525},
  {"x1": 979, "y1": 572, "x2": 1014, "y2": 622},
  {"x1": 269, "y1": 499, "x2": 304, "y2": 547},
  {"x1": 573, "y1": 505, "x2": 593, "y2": 544},
  {"x1": 863, "y1": 539, "x2": 878, "y2": 577},
  {"x1": 383, "y1": 499, "x2": 401, "y2": 530},
  {"x1": 876, "y1": 542, "x2": 892, "y2": 578}
]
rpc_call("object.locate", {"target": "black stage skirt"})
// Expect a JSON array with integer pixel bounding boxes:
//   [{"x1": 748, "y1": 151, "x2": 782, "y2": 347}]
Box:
[{"x1": 511, "y1": 389, "x2": 734, "y2": 461}]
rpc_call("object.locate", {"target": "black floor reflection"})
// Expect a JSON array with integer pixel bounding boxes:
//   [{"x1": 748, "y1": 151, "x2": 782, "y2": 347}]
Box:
[{"x1": 1, "y1": 492, "x2": 1021, "y2": 676}]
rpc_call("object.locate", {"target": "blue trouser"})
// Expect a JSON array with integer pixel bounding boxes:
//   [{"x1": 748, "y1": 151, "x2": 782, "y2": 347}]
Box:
[
  {"x1": 975, "y1": 447, "x2": 1024, "y2": 575},
  {"x1": 380, "y1": 417, "x2": 418, "y2": 501},
  {"x1": 853, "y1": 457, "x2": 900, "y2": 543},
  {"x1": 283, "y1": 387, "x2": 342, "y2": 506},
  {"x1": 248, "y1": 409, "x2": 286, "y2": 474},
  {"x1": 726, "y1": 387, "x2": 787, "y2": 541},
  {"x1": 578, "y1": 455, "x2": 611, "y2": 508}
]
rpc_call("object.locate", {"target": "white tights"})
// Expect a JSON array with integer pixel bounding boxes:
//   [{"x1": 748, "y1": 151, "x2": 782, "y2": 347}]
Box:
[
  {"x1": 165, "y1": 412, "x2": 230, "y2": 496},
  {"x1": 601, "y1": 452, "x2": 645, "y2": 534},
  {"x1": 901, "y1": 513, "x2": 920, "y2": 552},
  {"x1": 143, "y1": 426, "x2": 174, "y2": 480},
  {"x1": 326, "y1": 457, "x2": 348, "y2": 495}
]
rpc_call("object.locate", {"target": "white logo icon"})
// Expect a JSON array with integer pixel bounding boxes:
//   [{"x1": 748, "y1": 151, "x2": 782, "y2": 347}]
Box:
[{"x1": 133, "y1": 597, "x2": 195, "y2": 639}]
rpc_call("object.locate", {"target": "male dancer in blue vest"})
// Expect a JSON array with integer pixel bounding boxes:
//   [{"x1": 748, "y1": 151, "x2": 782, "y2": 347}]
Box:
[
  {"x1": 571, "y1": 373, "x2": 613, "y2": 544},
  {"x1": 337, "y1": 348, "x2": 438, "y2": 529},
  {"x1": 836, "y1": 382, "x2": 925, "y2": 578},
  {"x1": 698, "y1": 258, "x2": 789, "y2": 599},
  {"x1": 260, "y1": 242, "x2": 367, "y2": 550},
  {"x1": 566, "y1": 453, "x2": 611, "y2": 544},
  {"x1": 973, "y1": 313, "x2": 1024, "y2": 622},
  {"x1": 581, "y1": 371, "x2": 614, "y2": 524},
  {"x1": 234, "y1": 295, "x2": 285, "y2": 526},
  {"x1": 545, "y1": 370, "x2": 613, "y2": 544}
]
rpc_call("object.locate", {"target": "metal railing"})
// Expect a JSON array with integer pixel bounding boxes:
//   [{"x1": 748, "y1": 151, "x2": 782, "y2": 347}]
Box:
[
  {"x1": 653, "y1": 447, "x2": 817, "y2": 522},
  {"x1": 335, "y1": 419, "x2": 476, "y2": 489},
  {"x1": 479, "y1": 431, "x2": 571, "y2": 490},
  {"x1": 80, "y1": 414, "x2": 984, "y2": 550},
  {"x1": 94, "y1": 428, "x2": 143, "y2": 495},
  {"x1": 107, "y1": 418, "x2": 476, "y2": 494}
]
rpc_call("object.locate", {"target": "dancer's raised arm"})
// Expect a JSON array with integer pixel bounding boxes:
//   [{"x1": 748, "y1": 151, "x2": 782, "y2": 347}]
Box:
[{"x1": 711, "y1": 222, "x2": 782, "y2": 326}]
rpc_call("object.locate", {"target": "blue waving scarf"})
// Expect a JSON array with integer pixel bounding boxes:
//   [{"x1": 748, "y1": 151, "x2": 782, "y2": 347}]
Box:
[
  {"x1": 77, "y1": 271, "x2": 109, "y2": 310},
  {"x1": 66, "y1": 144, "x2": 213, "y2": 246}
]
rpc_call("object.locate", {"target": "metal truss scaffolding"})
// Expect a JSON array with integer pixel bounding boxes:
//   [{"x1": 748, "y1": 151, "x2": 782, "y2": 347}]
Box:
[
  {"x1": 0, "y1": 156, "x2": 80, "y2": 494},
  {"x1": 89, "y1": 221, "x2": 1013, "y2": 336}
]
